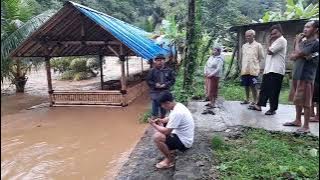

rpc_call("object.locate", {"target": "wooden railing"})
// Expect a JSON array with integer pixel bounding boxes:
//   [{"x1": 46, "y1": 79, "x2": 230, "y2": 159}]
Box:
[{"x1": 51, "y1": 81, "x2": 149, "y2": 106}]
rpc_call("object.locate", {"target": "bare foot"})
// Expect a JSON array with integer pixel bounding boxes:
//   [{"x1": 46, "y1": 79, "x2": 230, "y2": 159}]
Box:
[{"x1": 156, "y1": 158, "x2": 174, "y2": 169}]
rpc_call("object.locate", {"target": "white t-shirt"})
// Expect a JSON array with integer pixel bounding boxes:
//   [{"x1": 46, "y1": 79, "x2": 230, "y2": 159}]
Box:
[
  {"x1": 264, "y1": 36, "x2": 287, "y2": 75},
  {"x1": 166, "y1": 103, "x2": 195, "y2": 148}
]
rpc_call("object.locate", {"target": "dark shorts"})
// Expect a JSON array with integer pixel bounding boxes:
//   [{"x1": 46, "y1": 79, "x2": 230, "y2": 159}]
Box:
[
  {"x1": 165, "y1": 134, "x2": 188, "y2": 151},
  {"x1": 241, "y1": 75, "x2": 258, "y2": 87}
]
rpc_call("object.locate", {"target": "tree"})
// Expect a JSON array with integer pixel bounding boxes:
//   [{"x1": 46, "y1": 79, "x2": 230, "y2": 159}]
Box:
[
  {"x1": 183, "y1": 0, "x2": 198, "y2": 94},
  {"x1": 1, "y1": 0, "x2": 55, "y2": 92}
]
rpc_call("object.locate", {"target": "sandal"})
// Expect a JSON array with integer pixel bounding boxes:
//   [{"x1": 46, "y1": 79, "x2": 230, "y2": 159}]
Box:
[
  {"x1": 240, "y1": 100, "x2": 249, "y2": 105},
  {"x1": 265, "y1": 110, "x2": 276, "y2": 115},
  {"x1": 248, "y1": 105, "x2": 262, "y2": 111},
  {"x1": 156, "y1": 161, "x2": 175, "y2": 169},
  {"x1": 201, "y1": 109, "x2": 215, "y2": 115},
  {"x1": 205, "y1": 103, "x2": 211, "y2": 107},
  {"x1": 283, "y1": 122, "x2": 301, "y2": 127}
]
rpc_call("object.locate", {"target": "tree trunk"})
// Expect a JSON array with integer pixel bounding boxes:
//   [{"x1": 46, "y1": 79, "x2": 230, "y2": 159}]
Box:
[
  {"x1": 183, "y1": 0, "x2": 197, "y2": 94},
  {"x1": 15, "y1": 76, "x2": 28, "y2": 93},
  {"x1": 14, "y1": 59, "x2": 28, "y2": 93}
]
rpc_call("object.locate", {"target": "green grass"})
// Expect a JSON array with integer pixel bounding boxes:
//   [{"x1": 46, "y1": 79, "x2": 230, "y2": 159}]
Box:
[
  {"x1": 213, "y1": 129, "x2": 319, "y2": 179},
  {"x1": 219, "y1": 79, "x2": 292, "y2": 104}
]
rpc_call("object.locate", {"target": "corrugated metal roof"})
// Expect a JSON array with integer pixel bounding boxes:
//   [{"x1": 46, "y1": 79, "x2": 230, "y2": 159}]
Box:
[
  {"x1": 70, "y1": 1, "x2": 170, "y2": 60},
  {"x1": 229, "y1": 19, "x2": 309, "y2": 32}
]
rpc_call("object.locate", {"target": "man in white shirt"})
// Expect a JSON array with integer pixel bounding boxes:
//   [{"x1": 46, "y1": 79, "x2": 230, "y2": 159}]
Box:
[
  {"x1": 149, "y1": 91, "x2": 194, "y2": 169},
  {"x1": 251, "y1": 24, "x2": 287, "y2": 115}
]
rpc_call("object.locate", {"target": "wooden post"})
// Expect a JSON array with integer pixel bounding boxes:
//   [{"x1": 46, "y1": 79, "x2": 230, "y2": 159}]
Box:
[
  {"x1": 126, "y1": 56, "x2": 129, "y2": 77},
  {"x1": 120, "y1": 45, "x2": 127, "y2": 92},
  {"x1": 45, "y1": 56, "x2": 54, "y2": 106},
  {"x1": 99, "y1": 55, "x2": 104, "y2": 90},
  {"x1": 140, "y1": 57, "x2": 144, "y2": 75}
]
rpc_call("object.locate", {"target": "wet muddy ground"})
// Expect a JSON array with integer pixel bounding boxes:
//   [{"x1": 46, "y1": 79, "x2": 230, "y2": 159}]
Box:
[{"x1": 1, "y1": 57, "x2": 151, "y2": 179}]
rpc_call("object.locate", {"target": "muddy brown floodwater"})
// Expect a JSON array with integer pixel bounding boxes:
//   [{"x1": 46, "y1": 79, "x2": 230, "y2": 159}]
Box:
[{"x1": 1, "y1": 94, "x2": 150, "y2": 180}]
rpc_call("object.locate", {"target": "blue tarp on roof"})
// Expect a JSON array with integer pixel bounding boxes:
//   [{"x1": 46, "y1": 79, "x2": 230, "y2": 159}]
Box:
[{"x1": 70, "y1": 1, "x2": 170, "y2": 60}]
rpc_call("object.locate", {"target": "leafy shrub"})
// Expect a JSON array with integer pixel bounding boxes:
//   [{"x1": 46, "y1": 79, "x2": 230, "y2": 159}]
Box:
[
  {"x1": 86, "y1": 58, "x2": 99, "y2": 70},
  {"x1": 70, "y1": 58, "x2": 88, "y2": 72},
  {"x1": 60, "y1": 71, "x2": 75, "y2": 80},
  {"x1": 51, "y1": 58, "x2": 71, "y2": 73},
  {"x1": 73, "y1": 72, "x2": 88, "y2": 81}
]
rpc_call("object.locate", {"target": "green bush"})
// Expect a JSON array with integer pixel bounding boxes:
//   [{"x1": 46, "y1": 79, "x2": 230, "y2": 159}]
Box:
[
  {"x1": 60, "y1": 71, "x2": 75, "y2": 80},
  {"x1": 70, "y1": 58, "x2": 88, "y2": 72},
  {"x1": 51, "y1": 58, "x2": 71, "y2": 73},
  {"x1": 73, "y1": 72, "x2": 88, "y2": 81}
]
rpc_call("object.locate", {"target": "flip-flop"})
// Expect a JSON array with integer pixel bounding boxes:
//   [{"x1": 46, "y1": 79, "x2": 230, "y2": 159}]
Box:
[
  {"x1": 156, "y1": 162, "x2": 174, "y2": 169},
  {"x1": 296, "y1": 128, "x2": 310, "y2": 134},
  {"x1": 265, "y1": 110, "x2": 276, "y2": 115},
  {"x1": 248, "y1": 106, "x2": 262, "y2": 111},
  {"x1": 204, "y1": 103, "x2": 211, "y2": 107},
  {"x1": 283, "y1": 122, "x2": 301, "y2": 127},
  {"x1": 201, "y1": 110, "x2": 215, "y2": 115},
  {"x1": 310, "y1": 117, "x2": 319, "y2": 122}
]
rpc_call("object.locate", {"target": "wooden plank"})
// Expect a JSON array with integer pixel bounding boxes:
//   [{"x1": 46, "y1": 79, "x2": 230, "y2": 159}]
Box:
[{"x1": 107, "y1": 45, "x2": 120, "y2": 57}]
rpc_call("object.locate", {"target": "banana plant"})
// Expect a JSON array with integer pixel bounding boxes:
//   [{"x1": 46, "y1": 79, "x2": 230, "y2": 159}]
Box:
[{"x1": 259, "y1": 0, "x2": 319, "y2": 23}]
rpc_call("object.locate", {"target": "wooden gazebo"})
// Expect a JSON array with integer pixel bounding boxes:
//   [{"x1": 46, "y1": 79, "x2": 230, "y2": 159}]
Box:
[{"x1": 10, "y1": 1, "x2": 170, "y2": 107}]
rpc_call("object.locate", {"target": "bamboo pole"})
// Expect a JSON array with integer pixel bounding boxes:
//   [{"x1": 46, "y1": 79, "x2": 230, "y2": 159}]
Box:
[
  {"x1": 45, "y1": 56, "x2": 54, "y2": 106},
  {"x1": 99, "y1": 55, "x2": 104, "y2": 90}
]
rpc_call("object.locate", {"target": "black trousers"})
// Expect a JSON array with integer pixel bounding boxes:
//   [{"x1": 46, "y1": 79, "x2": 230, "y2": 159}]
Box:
[{"x1": 257, "y1": 72, "x2": 284, "y2": 111}]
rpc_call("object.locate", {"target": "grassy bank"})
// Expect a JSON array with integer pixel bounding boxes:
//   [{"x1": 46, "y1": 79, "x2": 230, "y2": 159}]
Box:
[{"x1": 212, "y1": 128, "x2": 319, "y2": 179}]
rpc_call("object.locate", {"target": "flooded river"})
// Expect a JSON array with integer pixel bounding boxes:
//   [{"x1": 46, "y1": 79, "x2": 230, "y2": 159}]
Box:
[
  {"x1": 1, "y1": 93, "x2": 150, "y2": 180},
  {"x1": 1, "y1": 57, "x2": 152, "y2": 179}
]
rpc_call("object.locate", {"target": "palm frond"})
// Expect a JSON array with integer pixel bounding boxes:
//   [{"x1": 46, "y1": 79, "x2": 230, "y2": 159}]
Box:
[{"x1": 1, "y1": 9, "x2": 56, "y2": 61}]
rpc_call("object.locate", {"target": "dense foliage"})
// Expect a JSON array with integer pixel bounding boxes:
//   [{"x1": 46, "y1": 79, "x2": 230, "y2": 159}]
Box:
[{"x1": 51, "y1": 57, "x2": 99, "y2": 81}]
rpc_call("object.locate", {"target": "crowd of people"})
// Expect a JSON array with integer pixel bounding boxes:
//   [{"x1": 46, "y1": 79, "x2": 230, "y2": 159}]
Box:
[{"x1": 144, "y1": 20, "x2": 319, "y2": 169}]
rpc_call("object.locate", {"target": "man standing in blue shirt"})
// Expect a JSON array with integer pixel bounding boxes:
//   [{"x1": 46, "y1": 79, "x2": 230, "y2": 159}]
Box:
[{"x1": 147, "y1": 55, "x2": 176, "y2": 119}]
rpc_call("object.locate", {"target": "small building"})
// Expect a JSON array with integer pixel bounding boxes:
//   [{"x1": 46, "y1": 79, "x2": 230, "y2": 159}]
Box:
[{"x1": 230, "y1": 19, "x2": 310, "y2": 72}]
